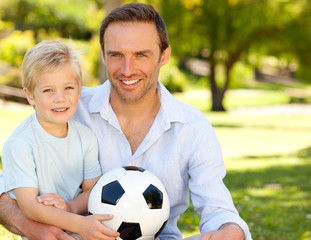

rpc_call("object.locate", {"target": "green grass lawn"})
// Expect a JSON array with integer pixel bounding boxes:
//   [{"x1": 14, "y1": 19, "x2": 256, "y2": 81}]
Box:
[{"x1": 1, "y1": 88, "x2": 311, "y2": 239}]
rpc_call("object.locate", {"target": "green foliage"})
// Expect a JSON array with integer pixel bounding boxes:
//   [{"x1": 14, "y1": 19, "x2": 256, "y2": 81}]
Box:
[
  {"x1": 0, "y1": 0, "x2": 99, "y2": 40},
  {"x1": 158, "y1": 0, "x2": 311, "y2": 110},
  {"x1": 159, "y1": 58, "x2": 187, "y2": 92},
  {"x1": 0, "y1": 30, "x2": 35, "y2": 67},
  {"x1": 230, "y1": 62, "x2": 254, "y2": 89}
]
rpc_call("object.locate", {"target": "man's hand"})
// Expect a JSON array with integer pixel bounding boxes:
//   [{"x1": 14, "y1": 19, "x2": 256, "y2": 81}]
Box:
[
  {"x1": 22, "y1": 219, "x2": 75, "y2": 240},
  {"x1": 0, "y1": 192, "x2": 74, "y2": 240},
  {"x1": 199, "y1": 223, "x2": 245, "y2": 240}
]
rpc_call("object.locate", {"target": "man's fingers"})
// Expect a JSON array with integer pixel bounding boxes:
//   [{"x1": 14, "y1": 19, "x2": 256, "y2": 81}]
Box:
[{"x1": 56, "y1": 230, "x2": 76, "y2": 240}]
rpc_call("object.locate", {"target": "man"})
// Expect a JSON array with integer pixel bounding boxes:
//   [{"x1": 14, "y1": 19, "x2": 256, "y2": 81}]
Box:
[{"x1": 0, "y1": 2, "x2": 252, "y2": 240}]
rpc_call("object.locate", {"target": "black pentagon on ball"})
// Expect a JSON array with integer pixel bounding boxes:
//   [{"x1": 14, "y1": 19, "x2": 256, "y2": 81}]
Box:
[
  {"x1": 123, "y1": 166, "x2": 145, "y2": 172},
  {"x1": 143, "y1": 184, "x2": 163, "y2": 209},
  {"x1": 101, "y1": 180, "x2": 125, "y2": 205},
  {"x1": 117, "y1": 222, "x2": 142, "y2": 240}
]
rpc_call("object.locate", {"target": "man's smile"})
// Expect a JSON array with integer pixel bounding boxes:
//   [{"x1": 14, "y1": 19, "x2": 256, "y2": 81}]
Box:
[{"x1": 121, "y1": 79, "x2": 140, "y2": 85}]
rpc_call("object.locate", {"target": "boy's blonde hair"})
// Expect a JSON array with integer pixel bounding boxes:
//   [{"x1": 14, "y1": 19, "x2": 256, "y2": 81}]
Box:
[{"x1": 22, "y1": 40, "x2": 82, "y2": 94}]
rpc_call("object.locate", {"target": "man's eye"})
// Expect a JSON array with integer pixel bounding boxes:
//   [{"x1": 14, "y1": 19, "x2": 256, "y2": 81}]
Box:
[
  {"x1": 137, "y1": 53, "x2": 146, "y2": 57},
  {"x1": 111, "y1": 53, "x2": 121, "y2": 57}
]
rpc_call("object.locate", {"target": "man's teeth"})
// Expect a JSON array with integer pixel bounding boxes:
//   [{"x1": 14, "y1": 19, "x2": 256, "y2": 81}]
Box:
[
  {"x1": 122, "y1": 79, "x2": 139, "y2": 85},
  {"x1": 53, "y1": 108, "x2": 67, "y2": 112}
]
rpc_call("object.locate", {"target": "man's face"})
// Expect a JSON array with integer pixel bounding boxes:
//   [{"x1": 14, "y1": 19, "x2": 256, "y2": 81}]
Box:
[{"x1": 103, "y1": 22, "x2": 170, "y2": 104}]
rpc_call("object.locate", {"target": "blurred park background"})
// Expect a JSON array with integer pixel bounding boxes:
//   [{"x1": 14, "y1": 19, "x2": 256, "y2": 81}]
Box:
[{"x1": 0, "y1": 0, "x2": 311, "y2": 239}]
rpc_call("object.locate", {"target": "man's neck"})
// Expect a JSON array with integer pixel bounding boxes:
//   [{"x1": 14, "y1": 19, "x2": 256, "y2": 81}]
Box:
[
  {"x1": 110, "y1": 88, "x2": 160, "y2": 121},
  {"x1": 110, "y1": 87, "x2": 161, "y2": 154}
]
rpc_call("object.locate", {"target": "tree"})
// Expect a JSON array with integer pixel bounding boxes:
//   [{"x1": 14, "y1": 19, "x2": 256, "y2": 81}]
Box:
[
  {"x1": 160, "y1": 0, "x2": 310, "y2": 111},
  {"x1": 97, "y1": 0, "x2": 123, "y2": 83}
]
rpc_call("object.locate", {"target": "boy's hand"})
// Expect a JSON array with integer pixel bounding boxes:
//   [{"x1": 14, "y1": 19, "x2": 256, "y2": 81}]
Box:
[
  {"x1": 37, "y1": 193, "x2": 69, "y2": 212},
  {"x1": 78, "y1": 214, "x2": 120, "y2": 240}
]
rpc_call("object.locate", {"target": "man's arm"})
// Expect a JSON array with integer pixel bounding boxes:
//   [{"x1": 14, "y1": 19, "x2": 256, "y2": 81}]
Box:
[
  {"x1": 199, "y1": 223, "x2": 246, "y2": 240},
  {"x1": 0, "y1": 192, "x2": 24, "y2": 235},
  {"x1": 0, "y1": 192, "x2": 74, "y2": 240}
]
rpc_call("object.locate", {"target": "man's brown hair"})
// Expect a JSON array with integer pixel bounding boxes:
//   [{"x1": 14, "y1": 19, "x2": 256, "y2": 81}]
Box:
[{"x1": 99, "y1": 2, "x2": 169, "y2": 54}]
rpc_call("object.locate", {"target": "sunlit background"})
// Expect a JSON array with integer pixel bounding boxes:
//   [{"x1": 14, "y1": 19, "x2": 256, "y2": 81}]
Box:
[{"x1": 0, "y1": 0, "x2": 311, "y2": 239}]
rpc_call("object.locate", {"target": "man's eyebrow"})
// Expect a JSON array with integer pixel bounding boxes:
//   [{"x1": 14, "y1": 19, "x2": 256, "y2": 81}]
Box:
[
  {"x1": 106, "y1": 50, "x2": 121, "y2": 55},
  {"x1": 106, "y1": 49, "x2": 154, "y2": 56},
  {"x1": 137, "y1": 49, "x2": 153, "y2": 55}
]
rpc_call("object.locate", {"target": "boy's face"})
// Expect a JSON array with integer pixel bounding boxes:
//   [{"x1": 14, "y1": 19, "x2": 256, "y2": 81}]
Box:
[{"x1": 24, "y1": 63, "x2": 82, "y2": 135}]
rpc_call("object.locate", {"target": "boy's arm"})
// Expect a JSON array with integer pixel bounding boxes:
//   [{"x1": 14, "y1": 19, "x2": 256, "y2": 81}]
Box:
[
  {"x1": 0, "y1": 192, "x2": 74, "y2": 240},
  {"x1": 37, "y1": 176, "x2": 101, "y2": 215},
  {"x1": 15, "y1": 186, "x2": 119, "y2": 239},
  {"x1": 68, "y1": 176, "x2": 101, "y2": 214},
  {"x1": 15, "y1": 187, "x2": 86, "y2": 234}
]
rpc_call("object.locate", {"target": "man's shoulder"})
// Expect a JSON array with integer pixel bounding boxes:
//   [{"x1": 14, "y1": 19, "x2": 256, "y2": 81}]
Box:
[
  {"x1": 159, "y1": 82, "x2": 209, "y2": 124},
  {"x1": 81, "y1": 84, "x2": 103, "y2": 99},
  {"x1": 70, "y1": 118, "x2": 95, "y2": 135},
  {"x1": 171, "y1": 97, "x2": 210, "y2": 125}
]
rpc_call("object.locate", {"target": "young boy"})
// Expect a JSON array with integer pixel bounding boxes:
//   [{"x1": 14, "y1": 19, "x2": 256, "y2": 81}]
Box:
[{"x1": 2, "y1": 40, "x2": 118, "y2": 240}]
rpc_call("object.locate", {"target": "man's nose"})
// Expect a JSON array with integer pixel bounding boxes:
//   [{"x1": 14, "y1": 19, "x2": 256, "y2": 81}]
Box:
[{"x1": 120, "y1": 57, "x2": 136, "y2": 77}]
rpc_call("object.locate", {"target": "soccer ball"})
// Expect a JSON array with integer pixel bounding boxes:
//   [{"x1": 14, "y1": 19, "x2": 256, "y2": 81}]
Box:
[{"x1": 88, "y1": 166, "x2": 170, "y2": 240}]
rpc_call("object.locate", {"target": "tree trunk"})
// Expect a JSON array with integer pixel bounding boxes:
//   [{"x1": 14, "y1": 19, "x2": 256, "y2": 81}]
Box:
[
  {"x1": 211, "y1": 89, "x2": 225, "y2": 111},
  {"x1": 209, "y1": 47, "x2": 226, "y2": 111},
  {"x1": 98, "y1": 0, "x2": 123, "y2": 83}
]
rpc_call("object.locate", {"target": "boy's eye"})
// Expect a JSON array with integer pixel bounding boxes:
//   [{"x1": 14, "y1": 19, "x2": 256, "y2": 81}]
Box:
[
  {"x1": 65, "y1": 86, "x2": 74, "y2": 90},
  {"x1": 43, "y1": 89, "x2": 52, "y2": 93}
]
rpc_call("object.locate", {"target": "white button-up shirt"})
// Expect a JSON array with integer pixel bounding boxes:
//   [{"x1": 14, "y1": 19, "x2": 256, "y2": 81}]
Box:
[
  {"x1": 0, "y1": 172, "x2": 5, "y2": 196},
  {"x1": 73, "y1": 81, "x2": 252, "y2": 240}
]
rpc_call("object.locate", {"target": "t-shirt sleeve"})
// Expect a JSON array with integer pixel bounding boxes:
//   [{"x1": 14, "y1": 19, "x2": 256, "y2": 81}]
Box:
[
  {"x1": 2, "y1": 138, "x2": 38, "y2": 198},
  {"x1": 82, "y1": 129, "x2": 102, "y2": 180}
]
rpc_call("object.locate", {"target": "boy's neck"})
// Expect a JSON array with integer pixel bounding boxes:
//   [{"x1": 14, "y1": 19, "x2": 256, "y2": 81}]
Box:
[{"x1": 36, "y1": 115, "x2": 68, "y2": 138}]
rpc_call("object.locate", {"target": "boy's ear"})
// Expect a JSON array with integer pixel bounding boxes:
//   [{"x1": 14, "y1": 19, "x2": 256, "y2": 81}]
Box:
[{"x1": 23, "y1": 88, "x2": 35, "y2": 106}]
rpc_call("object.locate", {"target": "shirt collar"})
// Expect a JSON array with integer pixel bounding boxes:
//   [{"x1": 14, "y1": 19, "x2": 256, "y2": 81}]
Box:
[{"x1": 88, "y1": 80, "x2": 187, "y2": 124}]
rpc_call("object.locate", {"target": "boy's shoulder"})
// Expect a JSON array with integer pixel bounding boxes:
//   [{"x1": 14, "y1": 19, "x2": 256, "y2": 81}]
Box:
[
  {"x1": 8, "y1": 114, "x2": 35, "y2": 139},
  {"x1": 4, "y1": 114, "x2": 36, "y2": 151}
]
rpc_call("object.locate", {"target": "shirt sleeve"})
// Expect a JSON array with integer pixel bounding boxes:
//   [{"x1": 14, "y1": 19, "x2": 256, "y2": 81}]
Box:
[
  {"x1": 0, "y1": 172, "x2": 5, "y2": 196},
  {"x1": 188, "y1": 120, "x2": 252, "y2": 240},
  {"x1": 2, "y1": 138, "x2": 38, "y2": 199},
  {"x1": 81, "y1": 128, "x2": 102, "y2": 180}
]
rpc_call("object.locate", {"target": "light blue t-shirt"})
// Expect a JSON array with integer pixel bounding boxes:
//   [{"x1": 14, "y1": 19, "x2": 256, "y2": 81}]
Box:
[
  {"x1": 2, "y1": 114, "x2": 101, "y2": 202},
  {"x1": 73, "y1": 81, "x2": 252, "y2": 240}
]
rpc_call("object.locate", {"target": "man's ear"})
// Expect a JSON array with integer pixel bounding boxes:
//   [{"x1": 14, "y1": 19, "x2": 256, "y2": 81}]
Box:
[
  {"x1": 23, "y1": 88, "x2": 35, "y2": 106},
  {"x1": 159, "y1": 45, "x2": 171, "y2": 67}
]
